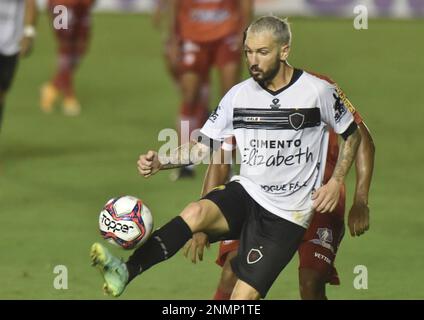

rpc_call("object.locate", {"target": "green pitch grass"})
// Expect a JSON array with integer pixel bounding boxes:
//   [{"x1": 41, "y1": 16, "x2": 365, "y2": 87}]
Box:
[{"x1": 0, "y1": 14, "x2": 422, "y2": 299}]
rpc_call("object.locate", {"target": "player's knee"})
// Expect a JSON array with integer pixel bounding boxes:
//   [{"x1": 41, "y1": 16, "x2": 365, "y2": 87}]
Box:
[
  {"x1": 181, "y1": 94, "x2": 199, "y2": 110},
  {"x1": 181, "y1": 81, "x2": 201, "y2": 106},
  {"x1": 299, "y1": 277, "x2": 325, "y2": 300},
  {"x1": 231, "y1": 286, "x2": 260, "y2": 300},
  {"x1": 180, "y1": 202, "x2": 206, "y2": 232}
]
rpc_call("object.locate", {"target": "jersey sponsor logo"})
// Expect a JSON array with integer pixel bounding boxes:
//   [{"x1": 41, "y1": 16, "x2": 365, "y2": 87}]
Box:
[
  {"x1": 261, "y1": 181, "x2": 308, "y2": 194},
  {"x1": 269, "y1": 98, "x2": 281, "y2": 109},
  {"x1": 332, "y1": 90, "x2": 347, "y2": 123},
  {"x1": 190, "y1": 9, "x2": 230, "y2": 23},
  {"x1": 288, "y1": 112, "x2": 305, "y2": 130},
  {"x1": 336, "y1": 86, "x2": 357, "y2": 115},
  {"x1": 243, "y1": 146, "x2": 314, "y2": 167},
  {"x1": 250, "y1": 139, "x2": 301, "y2": 149},
  {"x1": 247, "y1": 248, "x2": 263, "y2": 264}
]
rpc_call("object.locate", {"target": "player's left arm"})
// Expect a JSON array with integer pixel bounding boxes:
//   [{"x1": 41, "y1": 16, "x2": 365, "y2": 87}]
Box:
[
  {"x1": 348, "y1": 121, "x2": 375, "y2": 236},
  {"x1": 20, "y1": 0, "x2": 38, "y2": 58},
  {"x1": 313, "y1": 127, "x2": 361, "y2": 213}
]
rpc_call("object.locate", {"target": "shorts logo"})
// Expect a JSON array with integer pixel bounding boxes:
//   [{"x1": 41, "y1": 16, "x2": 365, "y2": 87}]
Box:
[
  {"x1": 289, "y1": 113, "x2": 305, "y2": 130},
  {"x1": 247, "y1": 248, "x2": 263, "y2": 264},
  {"x1": 317, "y1": 228, "x2": 333, "y2": 244}
]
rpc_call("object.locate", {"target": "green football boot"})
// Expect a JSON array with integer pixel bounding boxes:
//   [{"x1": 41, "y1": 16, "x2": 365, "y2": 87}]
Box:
[{"x1": 90, "y1": 242, "x2": 129, "y2": 297}]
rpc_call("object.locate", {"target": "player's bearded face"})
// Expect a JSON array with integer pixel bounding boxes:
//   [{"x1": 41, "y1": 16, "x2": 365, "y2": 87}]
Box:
[
  {"x1": 245, "y1": 32, "x2": 281, "y2": 85},
  {"x1": 249, "y1": 54, "x2": 281, "y2": 85}
]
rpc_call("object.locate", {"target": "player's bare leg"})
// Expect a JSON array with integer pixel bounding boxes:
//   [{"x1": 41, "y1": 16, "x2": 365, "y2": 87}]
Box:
[
  {"x1": 231, "y1": 279, "x2": 261, "y2": 300},
  {"x1": 299, "y1": 268, "x2": 327, "y2": 300},
  {"x1": 171, "y1": 71, "x2": 203, "y2": 180},
  {"x1": 214, "y1": 250, "x2": 238, "y2": 300},
  {"x1": 180, "y1": 199, "x2": 230, "y2": 235},
  {"x1": 40, "y1": 35, "x2": 72, "y2": 113},
  {"x1": 218, "y1": 61, "x2": 240, "y2": 96}
]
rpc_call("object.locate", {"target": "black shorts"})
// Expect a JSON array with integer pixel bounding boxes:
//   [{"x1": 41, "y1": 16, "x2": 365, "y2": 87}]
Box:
[
  {"x1": 0, "y1": 53, "x2": 19, "y2": 92},
  {"x1": 202, "y1": 181, "x2": 306, "y2": 298}
]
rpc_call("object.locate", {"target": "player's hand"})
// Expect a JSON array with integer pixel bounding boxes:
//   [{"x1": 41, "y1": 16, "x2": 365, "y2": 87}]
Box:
[
  {"x1": 20, "y1": 36, "x2": 34, "y2": 58},
  {"x1": 312, "y1": 178, "x2": 342, "y2": 213},
  {"x1": 183, "y1": 232, "x2": 210, "y2": 264},
  {"x1": 137, "y1": 151, "x2": 161, "y2": 178},
  {"x1": 348, "y1": 201, "x2": 370, "y2": 236}
]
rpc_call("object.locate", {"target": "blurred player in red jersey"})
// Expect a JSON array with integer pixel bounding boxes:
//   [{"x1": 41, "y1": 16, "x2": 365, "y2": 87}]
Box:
[
  {"x1": 156, "y1": 0, "x2": 253, "y2": 179},
  {"x1": 152, "y1": 0, "x2": 210, "y2": 155},
  {"x1": 0, "y1": 0, "x2": 38, "y2": 133},
  {"x1": 40, "y1": 0, "x2": 95, "y2": 116},
  {"x1": 184, "y1": 81, "x2": 375, "y2": 300}
]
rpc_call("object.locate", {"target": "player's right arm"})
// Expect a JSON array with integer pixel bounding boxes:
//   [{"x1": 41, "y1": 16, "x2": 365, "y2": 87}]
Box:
[
  {"x1": 139, "y1": 77, "x2": 236, "y2": 178},
  {"x1": 137, "y1": 140, "x2": 211, "y2": 178}
]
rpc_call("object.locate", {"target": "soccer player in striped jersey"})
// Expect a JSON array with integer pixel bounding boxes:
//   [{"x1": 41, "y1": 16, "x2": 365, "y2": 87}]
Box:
[{"x1": 91, "y1": 16, "x2": 363, "y2": 300}]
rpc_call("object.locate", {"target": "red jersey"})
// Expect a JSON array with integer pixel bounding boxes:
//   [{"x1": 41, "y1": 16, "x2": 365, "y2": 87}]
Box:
[{"x1": 177, "y1": 0, "x2": 241, "y2": 42}]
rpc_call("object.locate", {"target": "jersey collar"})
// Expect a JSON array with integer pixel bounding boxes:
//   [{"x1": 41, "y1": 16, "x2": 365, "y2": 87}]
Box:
[{"x1": 258, "y1": 68, "x2": 303, "y2": 96}]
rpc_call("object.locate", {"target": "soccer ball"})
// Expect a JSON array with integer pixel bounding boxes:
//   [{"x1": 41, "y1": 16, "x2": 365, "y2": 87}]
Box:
[{"x1": 99, "y1": 196, "x2": 153, "y2": 249}]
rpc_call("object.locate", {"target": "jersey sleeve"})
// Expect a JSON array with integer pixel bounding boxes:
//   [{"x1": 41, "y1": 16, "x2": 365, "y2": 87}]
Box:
[
  {"x1": 200, "y1": 87, "x2": 235, "y2": 141},
  {"x1": 319, "y1": 83, "x2": 355, "y2": 135}
]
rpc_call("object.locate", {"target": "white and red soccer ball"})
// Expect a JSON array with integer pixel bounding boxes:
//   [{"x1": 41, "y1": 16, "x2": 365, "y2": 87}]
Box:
[{"x1": 99, "y1": 196, "x2": 153, "y2": 249}]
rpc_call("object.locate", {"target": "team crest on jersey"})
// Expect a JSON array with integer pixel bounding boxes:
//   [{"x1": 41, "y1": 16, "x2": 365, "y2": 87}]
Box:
[
  {"x1": 289, "y1": 112, "x2": 305, "y2": 130},
  {"x1": 269, "y1": 98, "x2": 281, "y2": 109},
  {"x1": 247, "y1": 248, "x2": 263, "y2": 264}
]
